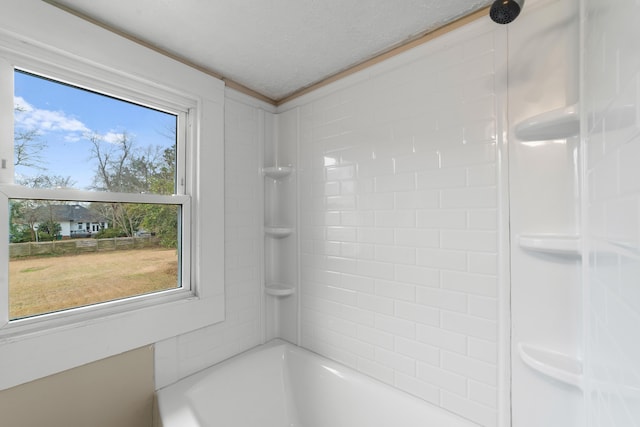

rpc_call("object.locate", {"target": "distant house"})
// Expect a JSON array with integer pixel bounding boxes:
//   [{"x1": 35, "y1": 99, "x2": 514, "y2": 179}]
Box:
[{"x1": 35, "y1": 204, "x2": 108, "y2": 238}]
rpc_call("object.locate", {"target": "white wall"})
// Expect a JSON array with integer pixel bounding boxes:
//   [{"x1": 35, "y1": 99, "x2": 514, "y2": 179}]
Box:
[
  {"x1": 583, "y1": 0, "x2": 640, "y2": 425},
  {"x1": 279, "y1": 18, "x2": 508, "y2": 427},
  {"x1": 155, "y1": 90, "x2": 268, "y2": 388}
]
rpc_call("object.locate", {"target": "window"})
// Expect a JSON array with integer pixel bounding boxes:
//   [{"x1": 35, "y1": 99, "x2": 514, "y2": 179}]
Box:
[
  {"x1": 8, "y1": 70, "x2": 185, "y2": 320},
  {"x1": 0, "y1": 2, "x2": 225, "y2": 391}
]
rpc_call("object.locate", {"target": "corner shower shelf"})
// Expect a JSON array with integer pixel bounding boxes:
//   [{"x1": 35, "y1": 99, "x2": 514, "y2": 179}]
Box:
[
  {"x1": 265, "y1": 226, "x2": 294, "y2": 238},
  {"x1": 514, "y1": 104, "x2": 580, "y2": 141},
  {"x1": 264, "y1": 283, "x2": 295, "y2": 297},
  {"x1": 518, "y1": 234, "x2": 581, "y2": 257},
  {"x1": 518, "y1": 343, "x2": 583, "y2": 391},
  {"x1": 262, "y1": 166, "x2": 294, "y2": 179}
]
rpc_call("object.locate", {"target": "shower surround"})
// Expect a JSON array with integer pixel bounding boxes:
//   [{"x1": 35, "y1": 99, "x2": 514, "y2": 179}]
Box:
[{"x1": 157, "y1": 18, "x2": 509, "y2": 426}]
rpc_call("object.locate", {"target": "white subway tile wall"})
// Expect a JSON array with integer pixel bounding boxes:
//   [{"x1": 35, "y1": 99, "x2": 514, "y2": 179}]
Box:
[
  {"x1": 584, "y1": 0, "x2": 640, "y2": 425},
  {"x1": 296, "y1": 24, "x2": 501, "y2": 427},
  {"x1": 155, "y1": 94, "x2": 264, "y2": 388}
]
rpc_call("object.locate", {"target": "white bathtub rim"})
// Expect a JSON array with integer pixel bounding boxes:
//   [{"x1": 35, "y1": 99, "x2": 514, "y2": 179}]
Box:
[{"x1": 156, "y1": 339, "x2": 479, "y2": 427}]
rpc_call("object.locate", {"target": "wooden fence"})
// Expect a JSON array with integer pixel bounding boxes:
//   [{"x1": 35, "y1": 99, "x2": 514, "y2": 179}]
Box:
[{"x1": 9, "y1": 236, "x2": 161, "y2": 258}]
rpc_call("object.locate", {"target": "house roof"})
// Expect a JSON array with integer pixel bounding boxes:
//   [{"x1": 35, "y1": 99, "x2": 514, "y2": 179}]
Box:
[{"x1": 35, "y1": 204, "x2": 108, "y2": 223}]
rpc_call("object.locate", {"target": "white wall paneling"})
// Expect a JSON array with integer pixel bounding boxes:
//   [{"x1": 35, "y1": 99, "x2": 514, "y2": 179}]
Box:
[
  {"x1": 281, "y1": 17, "x2": 508, "y2": 427},
  {"x1": 155, "y1": 89, "x2": 268, "y2": 388},
  {"x1": 583, "y1": 0, "x2": 640, "y2": 425}
]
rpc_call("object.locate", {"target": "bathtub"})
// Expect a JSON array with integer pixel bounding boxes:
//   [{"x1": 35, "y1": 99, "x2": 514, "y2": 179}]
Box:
[{"x1": 156, "y1": 340, "x2": 477, "y2": 427}]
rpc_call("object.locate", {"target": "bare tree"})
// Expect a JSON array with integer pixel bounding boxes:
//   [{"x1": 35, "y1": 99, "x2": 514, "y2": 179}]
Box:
[
  {"x1": 14, "y1": 105, "x2": 47, "y2": 169},
  {"x1": 10, "y1": 107, "x2": 76, "y2": 242},
  {"x1": 89, "y1": 131, "x2": 136, "y2": 192},
  {"x1": 88, "y1": 131, "x2": 164, "y2": 237},
  {"x1": 18, "y1": 175, "x2": 75, "y2": 189}
]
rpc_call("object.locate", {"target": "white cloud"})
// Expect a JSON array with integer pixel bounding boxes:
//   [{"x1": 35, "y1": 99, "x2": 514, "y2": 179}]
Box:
[
  {"x1": 14, "y1": 96, "x2": 90, "y2": 135},
  {"x1": 102, "y1": 131, "x2": 126, "y2": 144},
  {"x1": 13, "y1": 96, "x2": 34, "y2": 113},
  {"x1": 13, "y1": 97, "x2": 137, "y2": 149},
  {"x1": 64, "y1": 134, "x2": 84, "y2": 143}
]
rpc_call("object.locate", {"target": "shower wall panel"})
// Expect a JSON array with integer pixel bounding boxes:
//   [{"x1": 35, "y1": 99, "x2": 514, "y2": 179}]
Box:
[
  {"x1": 155, "y1": 91, "x2": 267, "y2": 388},
  {"x1": 584, "y1": 0, "x2": 640, "y2": 425},
  {"x1": 507, "y1": 1, "x2": 583, "y2": 426},
  {"x1": 285, "y1": 20, "x2": 506, "y2": 427}
]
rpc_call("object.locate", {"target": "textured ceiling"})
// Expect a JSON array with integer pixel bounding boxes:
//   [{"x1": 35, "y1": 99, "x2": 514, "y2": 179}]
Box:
[{"x1": 48, "y1": 0, "x2": 493, "y2": 102}]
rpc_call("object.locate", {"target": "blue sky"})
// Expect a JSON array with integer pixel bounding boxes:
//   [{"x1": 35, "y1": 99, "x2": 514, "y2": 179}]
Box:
[{"x1": 13, "y1": 70, "x2": 176, "y2": 190}]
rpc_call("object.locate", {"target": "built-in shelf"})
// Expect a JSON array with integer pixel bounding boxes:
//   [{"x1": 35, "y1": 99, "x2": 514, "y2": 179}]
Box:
[
  {"x1": 518, "y1": 343, "x2": 583, "y2": 391},
  {"x1": 262, "y1": 166, "x2": 294, "y2": 179},
  {"x1": 265, "y1": 226, "x2": 294, "y2": 238},
  {"x1": 514, "y1": 104, "x2": 580, "y2": 141},
  {"x1": 518, "y1": 234, "x2": 581, "y2": 257},
  {"x1": 265, "y1": 283, "x2": 295, "y2": 297}
]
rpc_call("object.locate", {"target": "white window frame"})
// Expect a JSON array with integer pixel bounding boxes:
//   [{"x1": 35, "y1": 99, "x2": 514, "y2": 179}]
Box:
[
  {"x1": 0, "y1": 1, "x2": 225, "y2": 391},
  {"x1": 3, "y1": 63, "x2": 193, "y2": 325}
]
